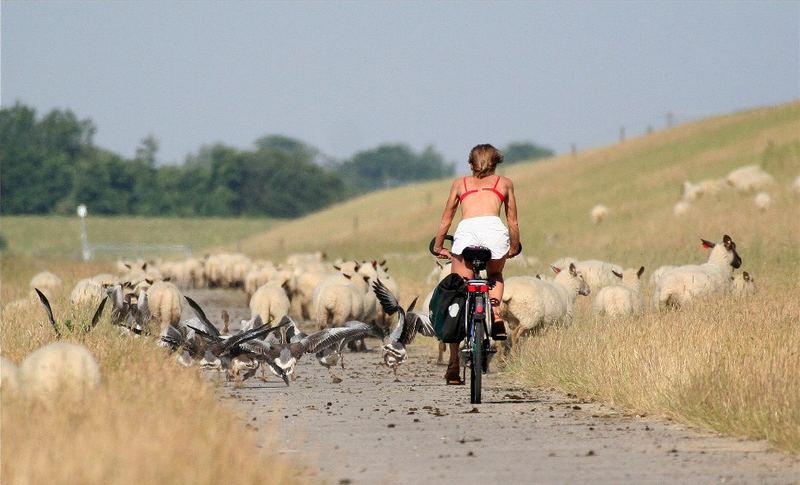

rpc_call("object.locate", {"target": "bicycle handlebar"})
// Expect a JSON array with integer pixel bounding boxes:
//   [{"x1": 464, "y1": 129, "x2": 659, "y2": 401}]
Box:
[{"x1": 428, "y1": 235, "x2": 522, "y2": 258}]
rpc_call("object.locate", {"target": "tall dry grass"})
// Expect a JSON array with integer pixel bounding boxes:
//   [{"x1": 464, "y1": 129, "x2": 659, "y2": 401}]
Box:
[
  {"x1": 1, "y1": 262, "x2": 304, "y2": 484},
  {"x1": 507, "y1": 284, "x2": 800, "y2": 452}
]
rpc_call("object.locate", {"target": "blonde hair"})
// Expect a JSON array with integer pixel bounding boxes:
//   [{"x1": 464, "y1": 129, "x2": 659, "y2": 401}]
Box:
[{"x1": 468, "y1": 144, "x2": 503, "y2": 178}]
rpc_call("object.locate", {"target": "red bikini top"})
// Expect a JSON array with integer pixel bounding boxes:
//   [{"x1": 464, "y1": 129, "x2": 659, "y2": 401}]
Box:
[{"x1": 459, "y1": 176, "x2": 505, "y2": 202}]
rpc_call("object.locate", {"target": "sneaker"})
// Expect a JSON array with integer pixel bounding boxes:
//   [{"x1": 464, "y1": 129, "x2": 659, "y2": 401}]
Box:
[{"x1": 491, "y1": 320, "x2": 507, "y2": 340}]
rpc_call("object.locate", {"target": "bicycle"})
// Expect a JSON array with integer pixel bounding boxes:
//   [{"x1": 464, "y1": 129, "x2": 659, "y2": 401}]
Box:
[{"x1": 429, "y1": 235, "x2": 521, "y2": 404}]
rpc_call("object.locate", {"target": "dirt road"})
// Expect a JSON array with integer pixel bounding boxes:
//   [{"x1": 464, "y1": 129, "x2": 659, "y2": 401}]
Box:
[{"x1": 189, "y1": 289, "x2": 800, "y2": 484}]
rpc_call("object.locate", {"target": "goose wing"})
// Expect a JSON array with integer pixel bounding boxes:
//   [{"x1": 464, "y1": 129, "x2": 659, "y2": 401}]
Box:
[
  {"x1": 183, "y1": 296, "x2": 221, "y2": 338},
  {"x1": 410, "y1": 311, "x2": 436, "y2": 338},
  {"x1": 301, "y1": 322, "x2": 382, "y2": 354},
  {"x1": 218, "y1": 317, "x2": 290, "y2": 355},
  {"x1": 88, "y1": 296, "x2": 108, "y2": 332},
  {"x1": 372, "y1": 279, "x2": 400, "y2": 315},
  {"x1": 34, "y1": 288, "x2": 61, "y2": 338}
]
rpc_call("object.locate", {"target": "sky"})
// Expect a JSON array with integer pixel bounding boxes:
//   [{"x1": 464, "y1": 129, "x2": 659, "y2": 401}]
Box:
[{"x1": 2, "y1": 1, "x2": 799, "y2": 167}]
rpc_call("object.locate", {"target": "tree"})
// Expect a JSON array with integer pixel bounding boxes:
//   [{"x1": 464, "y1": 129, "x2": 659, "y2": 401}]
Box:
[
  {"x1": 338, "y1": 144, "x2": 454, "y2": 193},
  {"x1": 502, "y1": 141, "x2": 554, "y2": 164}
]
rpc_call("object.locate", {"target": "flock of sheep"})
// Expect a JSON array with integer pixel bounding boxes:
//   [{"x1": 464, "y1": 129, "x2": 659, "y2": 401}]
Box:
[{"x1": 589, "y1": 165, "x2": 800, "y2": 223}]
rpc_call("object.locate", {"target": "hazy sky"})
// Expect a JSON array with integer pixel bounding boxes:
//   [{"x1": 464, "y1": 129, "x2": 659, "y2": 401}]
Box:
[{"x1": 2, "y1": 1, "x2": 798, "y2": 166}]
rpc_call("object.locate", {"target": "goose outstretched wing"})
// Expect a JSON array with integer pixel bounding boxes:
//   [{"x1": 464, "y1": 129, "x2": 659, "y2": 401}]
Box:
[
  {"x1": 183, "y1": 296, "x2": 221, "y2": 338},
  {"x1": 411, "y1": 311, "x2": 436, "y2": 338},
  {"x1": 89, "y1": 297, "x2": 108, "y2": 331},
  {"x1": 34, "y1": 288, "x2": 61, "y2": 338},
  {"x1": 372, "y1": 279, "x2": 400, "y2": 315},
  {"x1": 302, "y1": 322, "x2": 382, "y2": 354}
]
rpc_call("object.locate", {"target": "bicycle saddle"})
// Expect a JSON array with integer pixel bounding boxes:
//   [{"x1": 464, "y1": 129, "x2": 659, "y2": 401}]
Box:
[{"x1": 462, "y1": 246, "x2": 492, "y2": 271}]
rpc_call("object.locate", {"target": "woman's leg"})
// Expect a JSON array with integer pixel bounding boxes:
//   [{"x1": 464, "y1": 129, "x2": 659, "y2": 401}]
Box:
[
  {"x1": 486, "y1": 258, "x2": 506, "y2": 338},
  {"x1": 446, "y1": 254, "x2": 472, "y2": 383}
]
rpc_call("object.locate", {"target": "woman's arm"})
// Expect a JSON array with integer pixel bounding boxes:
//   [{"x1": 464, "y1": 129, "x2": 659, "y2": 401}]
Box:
[
  {"x1": 505, "y1": 179, "x2": 520, "y2": 256},
  {"x1": 433, "y1": 179, "x2": 460, "y2": 258}
]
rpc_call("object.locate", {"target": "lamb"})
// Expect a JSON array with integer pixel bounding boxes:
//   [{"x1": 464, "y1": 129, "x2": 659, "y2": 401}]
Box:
[
  {"x1": 1, "y1": 356, "x2": 20, "y2": 399},
  {"x1": 249, "y1": 280, "x2": 291, "y2": 325},
  {"x1": 29, "y1": 271, "x2": 62, "y2": 296},
  {"x1": 592, "y1": 266, "x2": 645, "y2": 317},
  {"x1": 754, "y1": 191, "x2": 772, "y2": 211},
  {"x1": 726, "y1": 165, "x2": 775, "y2": 193},
  {"x1": 654, "y1": 234, "x2": 742, "y2": 310},
  {"x1": 732, "y1": 271, "x2": 757, "y2": 297},
  {"x1": 590, "y1": 204, "x2": 609, "y2": 224},
  {"x1": 550, "y1": 257, "x2": 623, "y2": 293},
  {"x1": 145, "y1": 281, "x2": 182, "y2": 333},
  {"x1": 70, "y1": 278, "x2": 106, "y2": 307},
  {"x1": 18, "y1": 342, "x2": 101, "y2": 403},
  {"x1": 673, "y1": 201, "x2": 691, "y2": 217},
  {"x1": 500, "y1": 263, "x2": 591, "y2": 348}
]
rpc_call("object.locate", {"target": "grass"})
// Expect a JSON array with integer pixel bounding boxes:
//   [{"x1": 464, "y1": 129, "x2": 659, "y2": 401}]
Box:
[
  {"x1": 236, "y1": 100, "x2": 800, "y2": 451},
  {"x1": 0, "y1": 216, "x2": 278, "y2": 259},
  {"x1": 1, "y1": 262, "x2": 304, "y2": 484}
]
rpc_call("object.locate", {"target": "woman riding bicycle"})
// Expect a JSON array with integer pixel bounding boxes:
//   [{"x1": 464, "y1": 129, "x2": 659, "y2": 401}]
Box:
[{"x1": 432, "y1": 143, "x2": 520, "y2": 385}]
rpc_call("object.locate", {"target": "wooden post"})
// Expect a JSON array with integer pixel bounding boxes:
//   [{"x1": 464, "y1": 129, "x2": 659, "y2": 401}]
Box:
[
  {"x1": 646, "y1": 125, "x2": 654, "y2": 135},
  {"x1": 353, "y1": 215, "x2": 359, "y2": 235},
  {"x1": 571, "y1": 143, "x2": 577, "y2": 158},
  {"x1": 666, "y1": 112, "x2": 674, "y2": 128},
  {"x1": 619, "y1": 126, "x2": 626, "y2": 142}
]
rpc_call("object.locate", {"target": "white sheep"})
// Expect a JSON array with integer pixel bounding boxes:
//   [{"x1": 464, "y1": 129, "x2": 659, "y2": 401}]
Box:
[
  {"x1": 311, "y1": 272, "x2": 366, "y2": 330},
  {"x1": 726, "y1": 165, "x2": 775, "y2": 193},
  {"x1": 145, "y1": 281, "x2": 182, "y2": 332},
  {"x1": 294, "y1": 266, "x2": 335, "y2": 319},
  {"x1": 592, "y1": 266, "x2": 645, "y2": 317},
  {"x1": 29, "y1": 271, "x2": 62, "y2": 296},
  {"x1": 249, "y1": 280, "x2": 291, "y2": 325},
  {"x1": 590, "y1": 204, "x2": 609, "y2": 224},
  {"x1": 550, "y1": 257, "x2": 623, "y2": 293},
  {"x1": 792, "y1": 175, "x2": 800, "y2": 196},
  {"x1": 501, "y1": 263, "x2": 591, "y2": 347},
  {"x1": 682, "y1": 181, "x2": 705, "y2": 202},
  {"x1": 69, "y1": 278, "x2": 106, "y2": 307},
  {"x1": 91, "y1": 273, "x2": 118, "y2": 286},
  {"x1": 18, "y1": 342, "x2": 101, "y2": 403},
  {"x1": 654, "y1": 234, "x2": 742, "y2": 309},
  {"x1": 1, "y1": 356, "x2": 20, "y2": 399},
  {"x1": 732, "y1": 271, "x2": 757, "y2": 297},
  {"x1": 754, "y1": 191, "x2": 772, "y2": 211},
  {"x1": 673, "y1": 200, "x2": 691, "y2": 217}
]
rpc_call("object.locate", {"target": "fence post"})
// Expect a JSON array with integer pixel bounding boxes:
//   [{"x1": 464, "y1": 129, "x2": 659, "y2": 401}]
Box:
[
  {"x1": 571, "y1": 143, "x2": 577, "y2": 158},
  {"x1": 619, "y1": 126, "x2": 626, "y2": 142},
  {"x1": 77, "y1": 205, "x2": 91, "y2": 261}
]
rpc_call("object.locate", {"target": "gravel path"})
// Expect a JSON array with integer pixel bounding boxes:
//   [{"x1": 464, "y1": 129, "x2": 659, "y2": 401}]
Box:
[{"x1": 189, "y1": 289, "x2": 800, "y2": 484}]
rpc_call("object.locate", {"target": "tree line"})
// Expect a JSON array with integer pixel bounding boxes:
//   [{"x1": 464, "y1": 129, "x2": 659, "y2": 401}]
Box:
[{"x1": 0, "y1": 102, "x2": 552, "y2": 218}]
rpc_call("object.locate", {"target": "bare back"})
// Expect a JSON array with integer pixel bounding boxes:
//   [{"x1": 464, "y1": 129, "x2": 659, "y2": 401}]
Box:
[{"x1": 458, "y1": 175, "x2": 510, "y2": 219}]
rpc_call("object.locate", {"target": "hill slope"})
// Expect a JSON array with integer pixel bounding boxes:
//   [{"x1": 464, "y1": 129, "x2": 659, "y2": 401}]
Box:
[{"x1": 240, "y1": 101, "x2": 799, "y2": 282}]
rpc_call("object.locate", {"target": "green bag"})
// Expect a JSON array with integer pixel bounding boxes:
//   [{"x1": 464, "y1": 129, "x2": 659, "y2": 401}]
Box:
[{"x1": 429, "y1": 273, "x2": 467, "y2": 343}]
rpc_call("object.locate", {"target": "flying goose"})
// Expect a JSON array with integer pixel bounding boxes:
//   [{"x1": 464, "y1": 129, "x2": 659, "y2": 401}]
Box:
[{"x1": 371, "y1": 279, "x2": 436, "y2": 381}]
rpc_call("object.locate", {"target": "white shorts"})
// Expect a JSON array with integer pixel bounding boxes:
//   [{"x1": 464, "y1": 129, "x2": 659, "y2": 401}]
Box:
[{"x1": 451, "y1": 216, "x2": 510, "y2": 260}]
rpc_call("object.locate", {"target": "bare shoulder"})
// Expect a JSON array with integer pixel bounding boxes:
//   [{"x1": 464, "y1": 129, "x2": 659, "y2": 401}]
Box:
[{"x1": 500, "y1": 175, "x2": 515, "y2": 189}]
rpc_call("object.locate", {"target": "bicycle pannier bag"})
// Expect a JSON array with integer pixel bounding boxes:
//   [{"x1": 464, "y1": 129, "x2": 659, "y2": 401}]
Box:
[{"x1": 429, "y1": 273, "x2": 467, "y2": 343}]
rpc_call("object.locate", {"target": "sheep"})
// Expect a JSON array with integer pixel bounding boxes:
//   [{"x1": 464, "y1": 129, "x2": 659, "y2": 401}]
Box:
[
  {"x1": 244, "y1": 262, "x2": 276, "y2": 298},
  {"x1": 145, "y1": 281, "x2": 182, "y2": 332},
  {"x1": 592, "y1": 266, "x2": 645, "y2": 317},
  {"x1": 91, "y1": 273, "x2": 118, "y2": 286},
  {"x1": 726, "y1": 165, "x2": 775, "y2": 193},
  {"x1": 792, "y1": 175, "x2": 800, "y2": 196},
  {"x1": 69, "y1": 278, "x2": 106, "y2": 307},
  {"x1": 1, "y1": 356, "x2": 20, "y2": 399},
  {"x1": 590, "y1": 204, "x2": 609, "y2": 224},
  {"x1": 29, "y1": 271, "x2": 62, "y2": 296},
  {"x1": 673, "y1": 201, "x2": 691, "y2": 217},
  {"x1": 357, "y1": 260, "x2": 400, "y2": 329},
  {"x1": 682, "y1": 181, "x2": 705, "y2": 202},
  {"x1": 426, "y1": 260, "x2": 452, "y2": 284},
  {"x1": 311, "y1": 271, "x2": 367, "y2": 330},
  {"x1": 294, "y1": 267, "x2": 335, "y2": 319},
  {"x1": 649, "y1": 265, "x2": 676, "y2": 288},
  {"x1": 754, "y1": 191, "x2": 772, "y2": 211},
  {"x1": 18, "y1": 342, "x2": 101, "y2": 403},
  {"x1": 654, "y1": 234, "x2": 742, "y2": 310},
  {"x1": 550, "y1": 257, "x2": 623, "y2": 293},
  {"x1": 249, "y1": 280, "x2": 291, "y2": 325},
  {"x1": 501, "y1": 263, "x2": 591, "y2": 348},
  {"x1": 732, "y1": 271, "x2": 757, "y2": 297}
]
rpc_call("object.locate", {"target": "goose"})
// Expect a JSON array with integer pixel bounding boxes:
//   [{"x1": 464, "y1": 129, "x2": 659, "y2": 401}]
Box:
[
  {"x1": 184, "y1": 296, "x2": 290, "y2": 386},
  {"x1": 35, "y1": 288, "x2": 107, "y2": 337},
  {"x1": 371, "y1": 279, "x2": 436, "y2": 381},
  {"x1": 243, "y1": 316, "x2": 381, "y2": 384}
]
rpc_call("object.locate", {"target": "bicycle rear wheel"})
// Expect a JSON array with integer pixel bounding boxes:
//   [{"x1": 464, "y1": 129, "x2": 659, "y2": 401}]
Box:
[{"x1": 470, "y1": 315, "x2": 484, "y2": 404}]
